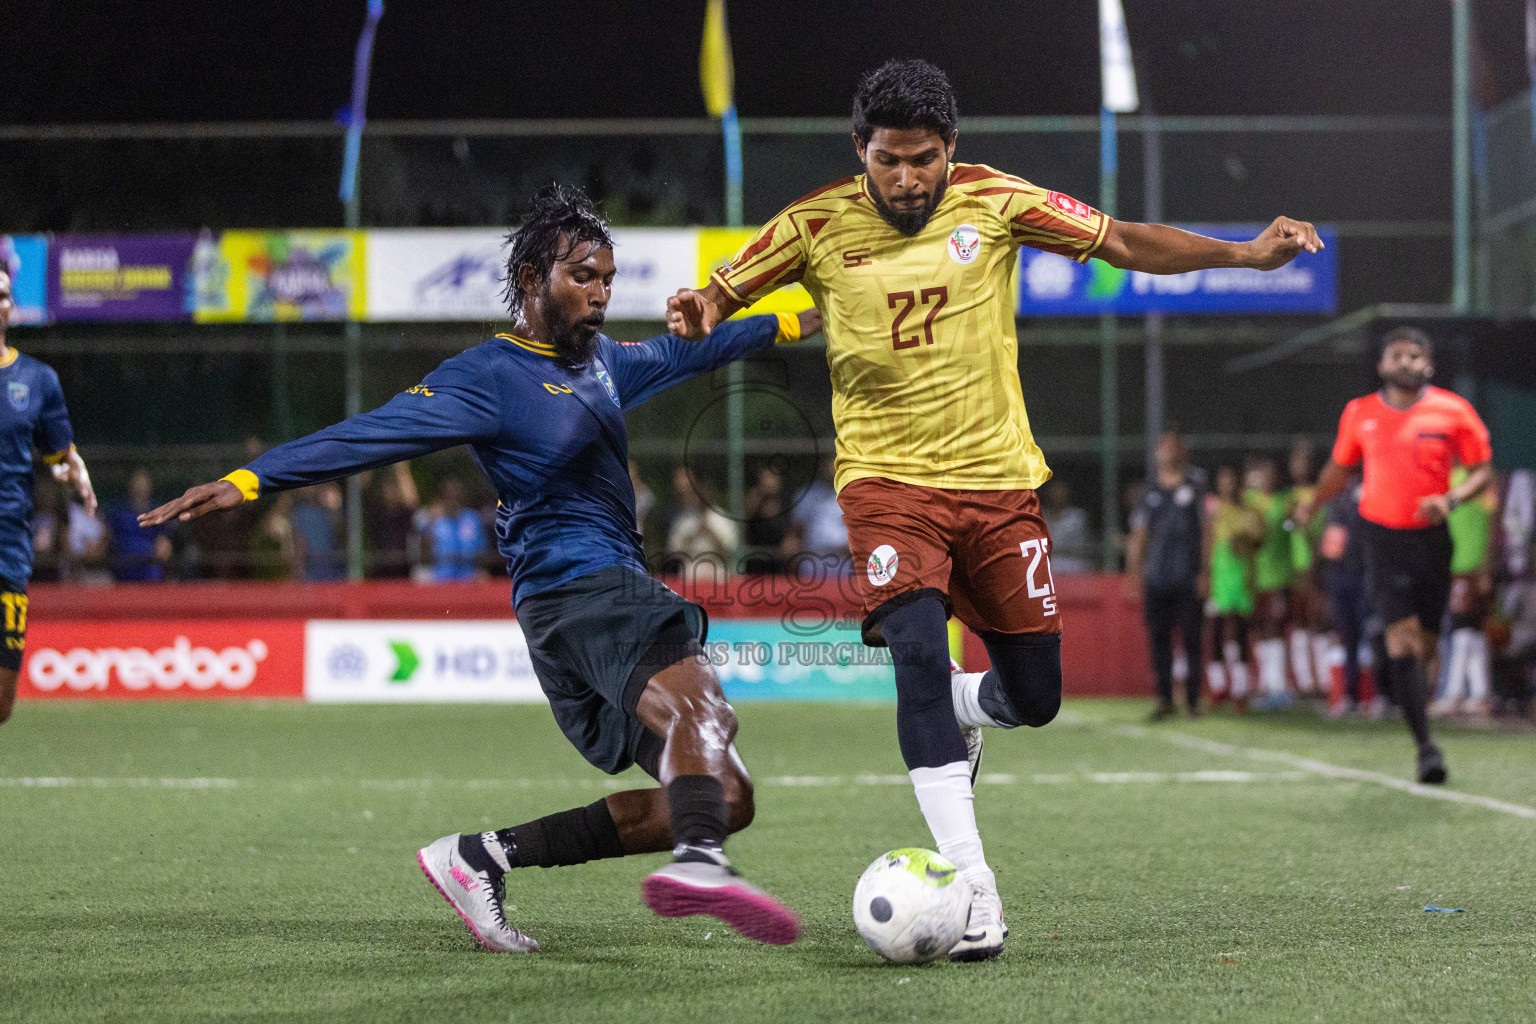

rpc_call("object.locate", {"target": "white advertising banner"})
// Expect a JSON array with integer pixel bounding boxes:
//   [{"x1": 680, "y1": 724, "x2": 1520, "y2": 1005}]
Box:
[
  {"x1": 304, "y1": 620, "x2": 543, "y2": 703},
  {"x1": 364, "y1": 227, "x2": 697, "y2": 322}
]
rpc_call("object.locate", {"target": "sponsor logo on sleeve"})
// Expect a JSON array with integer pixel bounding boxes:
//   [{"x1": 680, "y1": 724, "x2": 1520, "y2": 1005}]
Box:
[{"x1": 1047, "y1": 192, "x2": 1093, "y2": 219}]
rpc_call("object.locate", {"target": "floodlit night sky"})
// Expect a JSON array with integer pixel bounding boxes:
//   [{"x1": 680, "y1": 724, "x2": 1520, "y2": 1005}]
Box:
[{"x1": 0, "y1": 1, "x2": 1526, "y2": 124}]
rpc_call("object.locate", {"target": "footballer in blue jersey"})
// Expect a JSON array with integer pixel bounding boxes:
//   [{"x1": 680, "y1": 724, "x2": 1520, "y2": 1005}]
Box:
[
  {"x1": 141, "y1": 186, "x2": 818, "y2": 952},
  {"x1": 0, "y1": 268, "x2": 97, "y2": 725}
]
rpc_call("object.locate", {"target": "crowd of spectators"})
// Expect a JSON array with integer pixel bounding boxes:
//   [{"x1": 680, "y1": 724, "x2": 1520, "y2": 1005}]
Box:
[
  {"x1": 26, "y1": 453, "x2": 866, "y2": 587},
  {"x1": 1124, "y1": 431, "x2": 1536, "y2": 724}
]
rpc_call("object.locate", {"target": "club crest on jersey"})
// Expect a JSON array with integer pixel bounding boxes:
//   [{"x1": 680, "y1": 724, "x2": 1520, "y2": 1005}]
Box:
[
  {"x1": 947, "y1": 223, "x2": 981, "y2": 265},
  {"x1": 7, "y1": 382, "x2": 28, "y2": 412},
  {"x1": 867, "y1": 544, "x2": 900, "y2": 587},
  {"x1": 1047, "y1": 191, "x2": 1092, "y2": 220},
  {"x1": 595, "y1": 366, "x2": 620, "y2": 407}
]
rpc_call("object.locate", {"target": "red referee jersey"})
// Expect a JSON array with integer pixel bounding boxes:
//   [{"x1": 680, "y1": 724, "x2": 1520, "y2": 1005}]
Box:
[{"x1": 1331, "y1": 386, "x2": 1492, "y2": 529}]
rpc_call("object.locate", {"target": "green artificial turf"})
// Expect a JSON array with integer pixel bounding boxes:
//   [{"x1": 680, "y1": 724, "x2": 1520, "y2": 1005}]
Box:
[{"x1": 2, "y1": 699, "x2": 1534, "y2": 1024}]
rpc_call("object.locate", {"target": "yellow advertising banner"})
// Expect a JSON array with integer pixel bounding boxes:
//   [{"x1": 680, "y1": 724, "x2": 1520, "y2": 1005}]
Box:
[
  {"x1": 696, "y1": 228, "x2": 813, "y2": 317},
  {"x1": 194, "y1": 230, "x2": 366, "y2": 322}
]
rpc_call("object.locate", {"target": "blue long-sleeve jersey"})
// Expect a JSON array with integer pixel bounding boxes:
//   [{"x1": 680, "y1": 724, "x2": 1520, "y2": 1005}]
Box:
[
  {"x1": 0, "y1": 352, "x2": 75, "y2": 586},
  {"x1": 238, "y1": 315, "x2": 787, "y2": 606}
]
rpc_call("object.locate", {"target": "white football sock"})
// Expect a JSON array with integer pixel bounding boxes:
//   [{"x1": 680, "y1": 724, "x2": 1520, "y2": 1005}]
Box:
[
  {"x1": 951, "y1": 670, "x2": 1006, "y2": 728},
  {"x1": 1289, "y1": 630, "x2": 1315, "y2": 693},
  {"x1": 910, "y1": 762, "x2": 992, "y2": 887},
  {"x1": 1466, "y1": 631, "x2": 1490, "y2": 701},
  {"x1": 1449, "y1": 626, "x2": 1474, "y2": 706},
  {"x1": 1257, "y1": 639, "x2": 1287, "y2": 696},
  {"x1": 1229, "y1": 658, "x2": 1251, "y2": 700},
  {"x1": 1206, "y1": 660, "x2": 1228, "y2": 696}
]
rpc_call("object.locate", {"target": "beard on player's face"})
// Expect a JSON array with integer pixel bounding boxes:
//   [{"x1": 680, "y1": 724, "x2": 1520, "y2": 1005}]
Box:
[
  {"x1": 1384, "y1": 364, "x2": 1431, "y2": 392},
  {"x1": 541, "y1": 277, "x2": 602, "y2": 367},
  {"x1": 867, "y1": 173, "x2": 947, "y2": 238}
]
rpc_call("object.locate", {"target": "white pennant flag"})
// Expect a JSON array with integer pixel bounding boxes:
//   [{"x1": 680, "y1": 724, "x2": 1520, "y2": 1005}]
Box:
[{"x1": 1100, "y1": 0, "x2": 1139, "y2": 113}]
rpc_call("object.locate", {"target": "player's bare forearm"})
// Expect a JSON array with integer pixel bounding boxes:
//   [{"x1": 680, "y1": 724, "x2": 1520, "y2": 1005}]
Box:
[
  {"x1": 1098, "y1": 216, "x2": 1322, "y2": 274},
  {"x1": 1450, "y1": 462, "x2": 1493, "y2": 505},
  {"x1": 1305, "y1": 459, "x2": 1352, "y2": 520},
  {"x1": 796, "y1": 307, "x2": 823, "y2": 339},
  {"x1": 138, "y1": 479, "x2": 245, "y2": 527}
]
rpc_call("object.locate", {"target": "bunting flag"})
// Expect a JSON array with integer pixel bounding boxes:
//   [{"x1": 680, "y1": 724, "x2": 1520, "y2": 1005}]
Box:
[
  {"x1": 700, "y1": 0, "x2": 735, "y2": 119},
  {"x1": 1099, "y1": 0, "x2": 1138, "y2": 113}
]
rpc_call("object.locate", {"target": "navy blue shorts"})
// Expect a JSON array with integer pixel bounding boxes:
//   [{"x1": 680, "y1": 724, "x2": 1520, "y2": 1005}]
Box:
[
  {"x1": 0, "y1": 577, "x2": 26, "y2": 672},
  {"x1": 514, "y1": 567, "x2": 708, "y2": 776}
]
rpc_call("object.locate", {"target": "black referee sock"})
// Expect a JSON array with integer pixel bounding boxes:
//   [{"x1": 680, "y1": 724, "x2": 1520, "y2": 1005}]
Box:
[
  {"x1": 1388, "y1": 655, "x2": 1433, "y2": 748},
  {"x1": 458, "y1": 798, "x2": 625, "y2": 873},
  {"x1": 667, "y1": 774, "x2": 728, "y2": 851}
]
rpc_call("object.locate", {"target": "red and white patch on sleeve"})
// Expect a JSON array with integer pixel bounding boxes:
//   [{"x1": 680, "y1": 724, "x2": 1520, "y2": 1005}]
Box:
[{"x1": 1047, "y1": 191, "x2": 1093, "y2": 220}]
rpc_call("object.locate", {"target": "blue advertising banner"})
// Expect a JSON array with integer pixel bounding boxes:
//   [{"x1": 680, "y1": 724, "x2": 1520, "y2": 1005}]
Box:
[
  {"x1": 1017, "y1": 224, "x2": 1337, "y2": 316},
  {"x1": 0, "y1": 235, "x2": 49, "y2": 325},
  {"x1": 708, "y1": 619, "x2": 895, "y2": 702}
]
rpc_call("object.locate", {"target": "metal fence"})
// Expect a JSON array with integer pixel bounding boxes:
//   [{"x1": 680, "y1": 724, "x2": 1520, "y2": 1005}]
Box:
[{"x1": 3, "y1": 112, "x2": 1468, "y2": 572}]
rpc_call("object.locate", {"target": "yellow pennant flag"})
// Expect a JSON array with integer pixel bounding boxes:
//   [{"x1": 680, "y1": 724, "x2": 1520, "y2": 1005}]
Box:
[{"x1": 700, "y1": 0, "x2": 735, "y2": 118}]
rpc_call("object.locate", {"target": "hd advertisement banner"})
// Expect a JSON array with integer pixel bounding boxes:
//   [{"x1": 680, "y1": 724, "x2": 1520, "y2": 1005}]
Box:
[
  {"x1": 1017, "y1": 224, "x2": 1338, "y2": 316},
  {"x1": 304, "y1": 620, "x2": 543, "y2": 703},
  {"x1": 48, "y1": 234, "x2": 197, "y2": 322}
]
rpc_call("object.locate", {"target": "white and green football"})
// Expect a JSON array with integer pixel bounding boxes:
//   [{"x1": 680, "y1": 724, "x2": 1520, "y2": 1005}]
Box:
[{"x1": 852, "y1": 848, "x2": 971, "y2": 964}]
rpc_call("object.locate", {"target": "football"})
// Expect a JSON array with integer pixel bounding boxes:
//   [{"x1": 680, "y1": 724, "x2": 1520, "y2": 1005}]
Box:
[{"x1": 851, "y1": 848, "x2": 972, "y2": 964}]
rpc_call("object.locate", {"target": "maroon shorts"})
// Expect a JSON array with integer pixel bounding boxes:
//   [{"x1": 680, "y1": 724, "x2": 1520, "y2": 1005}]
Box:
[{"x1": 837, "y1": 476, "x2": 1062, "y2": 645}]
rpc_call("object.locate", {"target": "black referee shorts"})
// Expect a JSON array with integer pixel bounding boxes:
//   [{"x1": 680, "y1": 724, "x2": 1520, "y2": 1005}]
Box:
[
  {"x1": 514, "y1": 566, "x2": 709, "y2": 777},
  {"x1": 1360, "y1": 520, "x2": 1453, "y2": 632}
]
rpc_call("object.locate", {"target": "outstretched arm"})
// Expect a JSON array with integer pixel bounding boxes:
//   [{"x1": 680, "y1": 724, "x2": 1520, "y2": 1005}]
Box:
[
  {"x1": 140, "y1": 353, "x2": 501, "y2": 527},
  {"x1": 1095, "y1": 216, "x2": 1323, "y2": 275},
  {"x1": 608, "y1": 310, "x2": 819, "y2": 409}
]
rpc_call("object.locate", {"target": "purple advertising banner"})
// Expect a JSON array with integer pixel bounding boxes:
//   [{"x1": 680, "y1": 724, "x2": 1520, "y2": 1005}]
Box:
[{"x1": 48, "y1": 234, "x2": 196, "y2": 322}]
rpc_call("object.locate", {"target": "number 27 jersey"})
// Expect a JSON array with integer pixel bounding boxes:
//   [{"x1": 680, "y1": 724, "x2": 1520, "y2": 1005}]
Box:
[{"x1": 712, "y1": 162, "x2": 1110, "y2": 493}]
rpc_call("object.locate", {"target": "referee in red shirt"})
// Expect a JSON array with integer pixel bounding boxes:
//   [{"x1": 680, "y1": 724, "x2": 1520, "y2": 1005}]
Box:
[{"x1": 1300, "y1": 327, "x2": 1492, "y2": 784}]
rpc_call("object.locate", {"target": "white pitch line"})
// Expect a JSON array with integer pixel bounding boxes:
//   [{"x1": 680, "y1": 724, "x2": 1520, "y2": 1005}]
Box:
[
  {"x1": 0, "y1": 771, "x2": 1313, "y2": 791},
  {"x1": 0, "y1": 777, "x2": 237, "y2": 789},
  {"x1": 1109, "y1": 723, "x2": 1536, "y2": 820}
]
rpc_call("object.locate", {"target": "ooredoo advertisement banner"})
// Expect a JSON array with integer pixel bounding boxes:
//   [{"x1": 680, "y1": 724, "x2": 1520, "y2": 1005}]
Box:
[
  {"x1": 48, "y1": 234, "x2": 197, "y2": 322},
  {"x1": 304, "y1": 620, "x2": 543, "y2": 703},
  {"x1": 22, "y1": 620, "x2": 305, "y2": 700}
]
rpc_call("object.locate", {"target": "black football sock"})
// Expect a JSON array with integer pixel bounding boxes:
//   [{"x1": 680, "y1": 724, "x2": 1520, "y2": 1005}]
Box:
[
  {"x1": 667, "y1": 774, "x2": 728, "y2": 855},
  {"x1": 1388, "y1": 655, "x2": 1433, "y2": 748},
  {"x1": 459, "y1": 798, "x2": 626, "y2": 873},
  {"x1": 978, "y1": 631, "x2": 1063, "y2": 728},
  {"x1": 881, "y1": 597, "x2": 969, "y2": 769}
]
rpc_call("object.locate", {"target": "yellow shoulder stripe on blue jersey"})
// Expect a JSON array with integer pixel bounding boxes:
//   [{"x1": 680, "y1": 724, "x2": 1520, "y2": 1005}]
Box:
[
  {"x1": 221, "y1": 469, "x2": 261, "y2": 502},
  {"x1": 496, "y1": 333, "x2": 558, "y2": 357},
  {"x1": 0, "y1": 348, "x2": 18, "y2": 369}
]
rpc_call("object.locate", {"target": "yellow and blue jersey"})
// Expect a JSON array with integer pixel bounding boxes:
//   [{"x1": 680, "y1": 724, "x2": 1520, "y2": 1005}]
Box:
[
  {"x1": 233, "y1": 315, "x2": 789, "y2": 605},
  {"x1": 0, "y1": 350, "x2": 75, "y2": 587}
]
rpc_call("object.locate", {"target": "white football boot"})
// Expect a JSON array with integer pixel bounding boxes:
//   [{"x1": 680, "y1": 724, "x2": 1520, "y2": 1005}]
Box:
[
  {"x1": 950, "y1": 658, "x2": 984, "y2": 787},
  {"x1": 417, "y1": 833, "x2": 539, "y2": 953},
  {"x1": 948, "y1": 868, "x2": 1006, "y2": 962}
]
